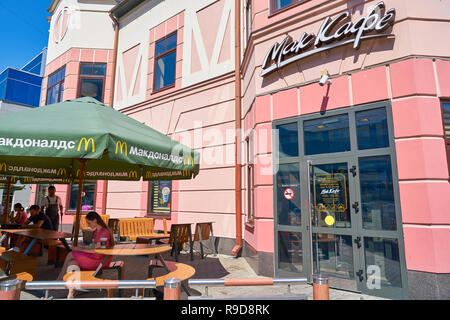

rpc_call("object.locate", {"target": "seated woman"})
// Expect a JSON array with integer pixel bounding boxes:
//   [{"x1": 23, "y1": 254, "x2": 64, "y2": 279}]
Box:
[
  {"x1": 10, "y1": 203, "x2": 28, "y2": 225},
  {"x1": 57, "y1": 211, "x2": 115, "y2": 281},
  {"x1": 7, "y1": 203, "x2": 28, "y2": 247}
]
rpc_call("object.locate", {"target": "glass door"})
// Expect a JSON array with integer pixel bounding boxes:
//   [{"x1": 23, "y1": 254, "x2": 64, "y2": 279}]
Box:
[{"x1": 307, "y1": 157, "x2": 360, "y2": 291}]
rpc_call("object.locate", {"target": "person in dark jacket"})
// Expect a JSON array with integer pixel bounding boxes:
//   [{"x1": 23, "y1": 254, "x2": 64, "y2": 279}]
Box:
[{"x1": 12, "y1": 205, "x2": 53, "y2": 252}]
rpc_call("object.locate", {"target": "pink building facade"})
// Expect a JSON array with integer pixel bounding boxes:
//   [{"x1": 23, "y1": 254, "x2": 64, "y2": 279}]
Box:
[{"x1": 35, "y1": 0, "x2": 450, "y2": 299}]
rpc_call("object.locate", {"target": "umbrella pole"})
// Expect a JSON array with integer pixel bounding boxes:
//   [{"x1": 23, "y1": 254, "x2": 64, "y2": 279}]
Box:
[
  {"x1": 3, "y1": 177, "x2": 12, "y2": 224},
  {"x1": 72, "y1": 160, "x2": 86, "y2": 247}
]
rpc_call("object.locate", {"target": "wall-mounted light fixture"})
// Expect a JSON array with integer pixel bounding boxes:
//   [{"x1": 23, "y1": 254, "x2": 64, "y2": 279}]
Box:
[{"x1": 319, "y1": 70, "x2": 332, "y2": 87}]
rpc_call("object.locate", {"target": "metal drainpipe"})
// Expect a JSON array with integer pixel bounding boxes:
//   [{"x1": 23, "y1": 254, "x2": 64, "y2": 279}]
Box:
[
  {"x1": 102, "y1": 12, "x2": 119, "y2": 215},
  {"x1": 231, "y1": 0, "x2": 242, "y2": 257},
  {"x1": 108, "y1": 12, "x2": 119, "y2": 108}
]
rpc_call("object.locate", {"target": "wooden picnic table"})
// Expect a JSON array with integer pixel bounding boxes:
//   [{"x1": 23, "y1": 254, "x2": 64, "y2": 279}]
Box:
[
  {"x1": 92, "y1": 244, "x2": 171, "y2": 278},
  {"x1": 0, "y1": 229, "x2": 72, "y2": 255}
]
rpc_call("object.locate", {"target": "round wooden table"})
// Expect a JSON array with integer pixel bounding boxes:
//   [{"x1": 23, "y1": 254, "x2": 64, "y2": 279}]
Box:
[
  {"x1": 95, "y1": 244, "x2": 171, "y2": 256},
  {"x1": 92, "y1": 244, "x2": 172, "y2": 277}
]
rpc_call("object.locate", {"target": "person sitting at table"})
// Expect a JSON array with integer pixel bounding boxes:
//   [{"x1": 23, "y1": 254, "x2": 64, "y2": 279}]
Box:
[
  {"x1": 57, "y1": 211, "x2": 115, "y2": 281},
  {"x1": 10, "y1": 203, "x2": 28, "y2": 225},
  {"x1": 7, "y1": 203, "x2": 29, "y2": 247},
  {"x1": 11, "y1": 205, "x2": 53, "y2": 252}
]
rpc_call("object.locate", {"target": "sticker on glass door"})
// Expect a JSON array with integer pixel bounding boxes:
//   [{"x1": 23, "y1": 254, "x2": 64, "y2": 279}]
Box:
[{"x1": 283, "y1": 188, "x2": 295, "y2": 200}]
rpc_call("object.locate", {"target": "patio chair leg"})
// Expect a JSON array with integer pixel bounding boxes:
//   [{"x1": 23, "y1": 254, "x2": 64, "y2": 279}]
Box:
[
  {"x1": 174, "y1": 242, "x2": 179, "y2": 262},
  {"x1": 189, "y1": 229, "x2": 194, "y2": 261},
  {"x1": 214, "y1": 237, "x2": 219, "y2": 254},
  {"x1": 148, "y1": 265, "x2": 158, "y2": 278},
  {"x1": 189, "y1": 240, "x2": 194, "y2": 261},
  {"x1": 200, "y1": 242, "x2": 204, "y2": 259},
  {"x1": 181, "y1": 283, "x2": 191, "y2": 296}
]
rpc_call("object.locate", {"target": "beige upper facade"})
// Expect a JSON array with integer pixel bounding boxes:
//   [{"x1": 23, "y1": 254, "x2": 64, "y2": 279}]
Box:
[{"x1": 46, "y1": 0, "x2": 117, "y2": 65}]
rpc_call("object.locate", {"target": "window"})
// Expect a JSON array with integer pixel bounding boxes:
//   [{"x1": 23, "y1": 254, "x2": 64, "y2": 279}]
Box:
[
  {"x1": 356, "y1": 108, "x2": 389, "y2": 150},
  {"x1": 271, "y1": 0, "x2": 302, "y2": 14},
  {"x1": 68, "y1": 183, "x2": 96, "y2": 213},
  {"x1": 46, "y1": 66, "x2": 66, "y2": 105},
  {"x1": 276, "y1": 163, "x2": 301, "y2": 226},
  {"x1": 304, "y1": 114, "x2": 351, "y2": 155},
  {"x1": 276, "y1": 123, "x2": 299, "y2": 158},
  {"x1": 246, "y1": 134, "x2": 255, "y2": 226},
  {"x1": 148, "y1": 181, "x2": 172, "y2": 217},
  {"x1": 154, "y1": 32, "x2": 177, "y2": 91},
  {"x1": 359, "y1": 156, "x2": 397, "y2": 231},
  {"x1": 78, "y1": 63, "x2": 107, "y2": 102},
  {"x1": 442, "y1": 102, "x2": 450, "y2": 173},
  {"x1": 246, "y1": 0, "x2": 252, "y2": 41}
]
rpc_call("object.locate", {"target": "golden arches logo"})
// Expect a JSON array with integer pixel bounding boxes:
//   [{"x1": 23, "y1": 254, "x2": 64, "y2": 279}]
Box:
[
  {"x1": 76, "y1": 169, "x2": 81, "y2": 177},
  {"x1": 78, "y1": 138, "x2": 95, "y2": 153},
  {"x1": 145, "y1": 172, "x2": 152, "y2": 179},
  {"x1": 183, "y1": 155, "x2": 194, "y2": 166},
  {"x1": 57, "y1": 168, "x2": 67, "y2": 176},
  {"x1": 0, "y1": 163, "x2": 6, "y2": 173},
  {"x1": 182, "y1": 170, "x2": 191, "y2": 177},
  {"x1": 23, "y1": 178, "x2": 32, "y2": 183},
  {"x1": 128, "y1": 171, "x2": 138, "y2": 179},
  {"x1": 115, "y1": 141, "x2": 128, "y2": 156}
]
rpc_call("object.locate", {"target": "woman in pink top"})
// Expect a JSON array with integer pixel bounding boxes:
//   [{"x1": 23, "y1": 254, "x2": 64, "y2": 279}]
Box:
[
  {"x1": 11, "y1": 203, "x2": 28, "y2": 224},
  {"x1": 57, "y1": 211, "x2": 115, "y2": 280},
  {"x1": 8, "y1": 203, "x2": 28, "y2": 247}
]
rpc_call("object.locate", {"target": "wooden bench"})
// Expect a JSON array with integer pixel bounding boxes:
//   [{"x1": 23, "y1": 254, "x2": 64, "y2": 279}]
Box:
[
  {"x1": 135, "y1": 219, "x2": 169, "y2": 244},
  {"x1": 63, "y1": 260, "x2": 124, "y2": 298},
  {"x1": 143, "y1": 260, "x2": 195, "y2": 297},
  {"x1": 119, "y1": 218, "x2": 154, "y2": 241},
  {"x1": 0, "y1": 251, "x2": 37, "y2": 278}
]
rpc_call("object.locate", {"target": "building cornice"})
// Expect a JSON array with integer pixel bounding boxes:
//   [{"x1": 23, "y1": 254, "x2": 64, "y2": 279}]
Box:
[{"x1": 48, "y1": 0, "x2": 119, "y2": 15}]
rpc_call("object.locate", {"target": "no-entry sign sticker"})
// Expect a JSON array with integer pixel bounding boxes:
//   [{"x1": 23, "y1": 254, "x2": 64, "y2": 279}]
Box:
[{"x1": 283, "y1": 188, "x2": 295, "y2": 200}]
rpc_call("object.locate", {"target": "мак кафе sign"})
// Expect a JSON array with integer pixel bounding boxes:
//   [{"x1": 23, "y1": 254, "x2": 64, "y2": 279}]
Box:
[{"x1": 261, "y1": 1, "x2": 396, "y2": 77}]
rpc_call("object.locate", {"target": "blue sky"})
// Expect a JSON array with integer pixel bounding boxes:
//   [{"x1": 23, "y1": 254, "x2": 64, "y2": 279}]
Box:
[{"x1": 0, "y1": 0, "x2": 52, "y2": 72}]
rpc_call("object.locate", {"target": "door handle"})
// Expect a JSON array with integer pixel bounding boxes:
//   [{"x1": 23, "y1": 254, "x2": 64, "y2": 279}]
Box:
[
  {"x1": 356, "y1": 269, "x2": 364, "y2": 282},
  {"x1": 349, "y1": 165, "x2": 357, "y2": 177},
  {"x1": 352, "y1": 202, "x2": 359, "y2": 214},
  {"x1": 354, "y1": 237, "x2": 362, "y2": 249}
]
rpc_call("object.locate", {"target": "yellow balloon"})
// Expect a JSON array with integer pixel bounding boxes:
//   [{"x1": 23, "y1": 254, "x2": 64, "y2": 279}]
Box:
[{"x1": 325, "y1": 215, "x2": 335, "y2": 226}]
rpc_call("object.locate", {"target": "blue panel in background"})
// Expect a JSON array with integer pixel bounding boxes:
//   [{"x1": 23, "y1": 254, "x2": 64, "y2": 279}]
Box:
[
  {"x1": 5, "y1": 77, "x2": 42, "y2": 107},
  {"x1": 1, "y1": 49, "x2": 46, "y2": 108},
  {"x1": 8, "y1": 68, "x2": 42, "y2": 86},
  {"x1": 0, "y1": 68, "x2": 42, "y2": 107},
  {"x1": 0, "y1": 69, "x2": 8, "y2": 99},
  {"x1": 21, "y1": 56, "x2": 42, "y2": 75}
]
